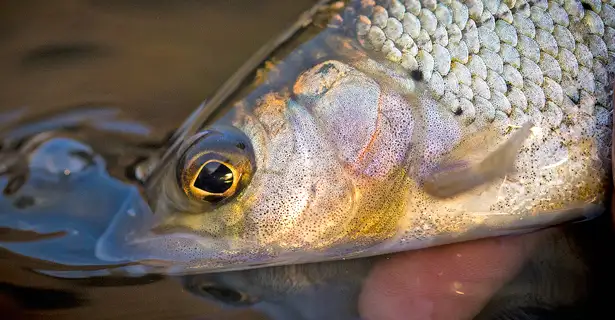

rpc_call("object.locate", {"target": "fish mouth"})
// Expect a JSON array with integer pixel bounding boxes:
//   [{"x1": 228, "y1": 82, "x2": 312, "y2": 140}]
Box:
[{"x1": 95, "y1": 188, "x2": 230, "y2": 273}]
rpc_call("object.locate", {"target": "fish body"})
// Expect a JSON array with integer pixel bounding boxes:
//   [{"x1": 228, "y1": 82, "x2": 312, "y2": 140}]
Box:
[{"x1": 96, "y1": 0, "x2": 613, "y2": 274}]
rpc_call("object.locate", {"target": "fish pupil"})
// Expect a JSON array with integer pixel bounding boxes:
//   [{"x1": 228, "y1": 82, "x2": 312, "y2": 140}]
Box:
[{"x1": 194, "y1": 161, "x2": 234, "y2": 194}]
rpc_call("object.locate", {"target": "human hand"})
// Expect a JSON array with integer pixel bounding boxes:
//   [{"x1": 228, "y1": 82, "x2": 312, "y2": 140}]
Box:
[{"x1": 358, "y1": 231, "x2": 542, "y2": 320}]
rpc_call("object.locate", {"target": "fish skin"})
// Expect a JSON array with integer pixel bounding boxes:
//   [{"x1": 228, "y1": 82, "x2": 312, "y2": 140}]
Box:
[{"x1": 97, "y1": 0, "x2": 613, "y2": 274}]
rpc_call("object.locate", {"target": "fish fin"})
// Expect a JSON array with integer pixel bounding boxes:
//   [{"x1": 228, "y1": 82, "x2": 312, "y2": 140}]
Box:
[{"x1": 423, "y1": 122, "x2": 534, "y2": 198}]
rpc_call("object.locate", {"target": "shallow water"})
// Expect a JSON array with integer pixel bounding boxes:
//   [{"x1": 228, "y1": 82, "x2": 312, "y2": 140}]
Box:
[
  {"x1": 2, "y1": 1, "x2": 615, "y2": 320},
  {"x1": 0, "y1": 1, "x2": 319, "y2": 319}
]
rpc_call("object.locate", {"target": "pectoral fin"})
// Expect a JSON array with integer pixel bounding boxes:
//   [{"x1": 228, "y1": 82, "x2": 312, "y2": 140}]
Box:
[{"x1": 423, "y1": 122, "x2": 534, "y2": 198}]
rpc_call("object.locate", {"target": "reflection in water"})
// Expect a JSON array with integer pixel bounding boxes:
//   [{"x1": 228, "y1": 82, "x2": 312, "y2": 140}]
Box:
[{"x1": 0, "y1": 1, "x2": 615, "y2": 320}]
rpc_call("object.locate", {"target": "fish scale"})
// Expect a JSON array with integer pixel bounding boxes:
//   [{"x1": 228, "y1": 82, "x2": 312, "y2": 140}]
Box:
[{"x1": 355, "y1": 0, "x2": 614, "y2": 134}]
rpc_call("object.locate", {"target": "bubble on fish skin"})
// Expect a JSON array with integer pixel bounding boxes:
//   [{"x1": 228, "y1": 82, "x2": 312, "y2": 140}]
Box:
[
  {"x1": 416, "y1": 50, "x2": 434, "y2": 80},
  {"x1": 539, "y1": 53, "x2": 562, "y2": 82},
  {"x1": 448, "y1": 41, "x2": 469, "y2": 63},
  {"x1": 548, "y1": 1, "x2": 570, "y2": 26},
  {"x1": 479, "y1": 48, "x2": 503, "y2": 73},
  {"x1": 368, "y1": 25, "x2": 387, "y2": 50},
  {"x1": 500, "y1": 43, "x2": 521, "y2": 67},
  {"x1": 513, "y1": 12, "x2": 536, "y2": 37},
  {"x1": 487, "y1": 70, "x2": 507, "y2": 93},
  {"x1": 536, "y1": 29, "x2": 559, "y2": 56},
  {"x1": 507, "y1": 86, "x2": 528, "y2": 110},
  {"x1": 403, "y1": 12, "x2": 421, "y2": 38},
  {"x1": 464, "y1": 20, "x2": 480, "y2": 54},
  {"x1": 503, "y1": 63, "x2": 524, "y2": 88},
  {"x1": 558, "y1": 48, "x2": 579, "y2": 77},
  {"x1": 432, "y1": 24, "x2": 449, "y2": 47},
  {"x1": 450, "y1": 0, "x2": 469, "y2": 29},
  {"x1": 542, "y1": 77, "x2": 564, "y2": 104}
]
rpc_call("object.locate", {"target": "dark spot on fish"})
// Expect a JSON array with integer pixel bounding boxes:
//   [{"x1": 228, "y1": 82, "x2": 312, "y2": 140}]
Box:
[
  {"x1": 454, "y1": 107, "x2": 463, "y2": 116},
  {"x1": 518, "y1": 3, "x2": 529, "y2": 11},
  {"x1": 13, "y1": 195, "x2": 35, "y2": 209},
  {"x1": 506, "y1": 83, "x2": 513, "y2": 92},
  {"x1": 582, "y1": 3, "x2": 592, "y2": 10},
  {"x1": 0, "y1": 283, "x2": 85, "y2": 310},
  {"x1": 236, "y1": 142, "x2": 246, "y2": 150},
  {"x1": 570, "y1": 94, "x2": 580, "y2": 104},
  {"x1": 21, "y1": 43, "x2": 109, "y2": 70},
  {"x1": 410, "y1": 70, "x2": 423, "y2": 81}
]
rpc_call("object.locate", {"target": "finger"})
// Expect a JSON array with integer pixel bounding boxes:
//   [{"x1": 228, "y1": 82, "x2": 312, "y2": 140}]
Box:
[{"x1": 358, "y1": 232, "x2": 542, "y2": 320}]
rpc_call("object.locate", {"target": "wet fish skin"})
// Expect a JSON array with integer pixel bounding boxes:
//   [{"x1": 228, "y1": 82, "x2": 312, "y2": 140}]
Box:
[{"x1": 98, "y1": 0, "x2": 613, "y2": 273}]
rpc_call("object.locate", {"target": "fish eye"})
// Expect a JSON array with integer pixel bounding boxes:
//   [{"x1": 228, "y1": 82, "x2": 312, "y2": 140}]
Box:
[
  {"x1": 198, "y1": 284, "x2": 250, "y2": 304},
  {"x1": 177, "y1": 126, "x2": 254, "y2": 204}
]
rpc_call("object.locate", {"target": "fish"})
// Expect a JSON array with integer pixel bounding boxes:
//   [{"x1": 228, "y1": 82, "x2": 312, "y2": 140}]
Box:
[
  {"x1": 179, "y1": 219, "x2": 614, "y2": 320},
  {"x1": 94, "y1": 0, "x2": 614, "y2": 276}
]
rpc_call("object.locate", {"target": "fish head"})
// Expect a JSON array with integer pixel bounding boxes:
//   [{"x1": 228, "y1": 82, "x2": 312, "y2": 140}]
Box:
[{"x1": 95, "y1": 59, "x2": 426, "y2": 272}]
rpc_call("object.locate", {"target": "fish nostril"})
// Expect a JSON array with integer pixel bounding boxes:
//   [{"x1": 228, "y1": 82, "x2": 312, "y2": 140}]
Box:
[{"x1": 20, "y1": 42, "x2": 109, "y2": 69}]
